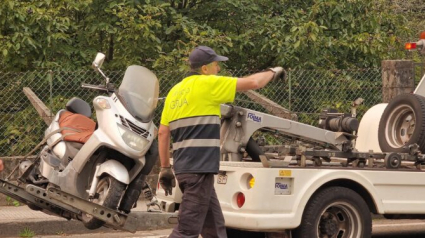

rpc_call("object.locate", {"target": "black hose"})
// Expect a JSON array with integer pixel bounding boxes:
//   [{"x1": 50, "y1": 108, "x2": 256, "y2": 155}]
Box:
[{"x1": 245, "y1": 137, "x2": 264, "y2": 162}]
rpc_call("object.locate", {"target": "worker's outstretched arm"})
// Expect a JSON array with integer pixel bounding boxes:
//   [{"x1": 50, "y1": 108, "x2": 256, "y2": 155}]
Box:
[{"x1": 236, "y1": 67, "x2": 285, "y2": 92}]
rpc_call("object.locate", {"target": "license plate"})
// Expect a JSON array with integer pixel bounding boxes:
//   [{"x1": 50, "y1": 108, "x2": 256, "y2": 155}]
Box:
[{"x1": 217, "y1": 174, "x2": 227, "y2": 184}]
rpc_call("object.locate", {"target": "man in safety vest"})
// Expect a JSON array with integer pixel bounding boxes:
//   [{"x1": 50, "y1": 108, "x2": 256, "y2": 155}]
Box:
[{"x1": 158, "y1": 45, "x2": 284, "y2": 238}]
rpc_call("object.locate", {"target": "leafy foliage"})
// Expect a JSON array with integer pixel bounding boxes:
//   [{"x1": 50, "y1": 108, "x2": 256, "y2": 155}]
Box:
[
  {"x1": 0, "y1": 96, "x2": 68, "y2": 156},
  {"x1": 0, "y1": 0, "x2": 416, "y2": 156},
  {"x1": 0, "y1": 0, "x2": 411, "y2": 71}
]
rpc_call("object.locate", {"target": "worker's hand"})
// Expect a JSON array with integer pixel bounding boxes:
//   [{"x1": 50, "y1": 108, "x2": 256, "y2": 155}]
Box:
[
  {"x1": 0, "y1": 159, "x2": 4, "y2": 172},
  {"x1": 268, "y1": 67, "x2": 286, "y2": 81},
  {"x1": 159, "y1": 167, "x2": 176, "y2": 196}
]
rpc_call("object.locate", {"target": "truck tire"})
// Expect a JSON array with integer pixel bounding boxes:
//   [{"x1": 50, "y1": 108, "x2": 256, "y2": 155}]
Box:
[
  {"x1": 292, "y1": 186, "x2": 371, "y2": 238},
  {"x1": 378, "y1": 93, "x2": 425, "y2": 153},
  {"x1": 81, "y1": 176, "x2": 126, "y2": 229}
]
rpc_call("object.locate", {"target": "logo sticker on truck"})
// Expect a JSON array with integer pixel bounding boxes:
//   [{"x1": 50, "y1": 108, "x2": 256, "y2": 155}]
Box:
[
  {"x1": 247, "y1": 112, "x2": 262, "y2": 123},
  {"x1": 275, "y1": 177, "x2": 292, "y2": 195},
  {"x1": 275, "y1": 183, "x2": 288, "y2": 189}
]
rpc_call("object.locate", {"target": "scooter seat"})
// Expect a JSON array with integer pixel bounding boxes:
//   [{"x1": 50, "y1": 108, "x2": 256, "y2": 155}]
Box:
[
  {"x1": 66, "y1": 97, "x2": 92, "y2": 118},
  {"x1": 58, "y1": 111, "x2": 96, "y2": 144}
]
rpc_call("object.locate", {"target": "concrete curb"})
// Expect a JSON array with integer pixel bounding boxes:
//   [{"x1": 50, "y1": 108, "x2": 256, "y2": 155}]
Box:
[{"x1": 0, "y1": 202, "x2": 177, "y2": 237}]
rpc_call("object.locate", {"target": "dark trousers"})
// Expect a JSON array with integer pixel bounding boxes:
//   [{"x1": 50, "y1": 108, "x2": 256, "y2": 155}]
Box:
[{"x1": 169, "y1": 173, "x2": 227, "y2": 238}]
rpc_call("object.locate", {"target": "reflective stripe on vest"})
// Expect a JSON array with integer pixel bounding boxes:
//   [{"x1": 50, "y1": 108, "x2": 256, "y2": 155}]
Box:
[{"x1": 169, "y1": 115, "x2": 220, "y2": 157}]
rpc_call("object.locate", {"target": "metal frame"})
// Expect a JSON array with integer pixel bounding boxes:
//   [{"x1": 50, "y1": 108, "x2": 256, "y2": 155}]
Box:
[
  {"x1": 47, "y1": 186, "x2": 138, "y2": 232},
  {"x1": 221, "y1": 104, "x2": 354, "y2": 161},
  {"x1": 220, "y1": 104, "x2": 425, "y2": 170},
  {"x1": 0, "y1": 179, "x2": 71, "y2": 218}
]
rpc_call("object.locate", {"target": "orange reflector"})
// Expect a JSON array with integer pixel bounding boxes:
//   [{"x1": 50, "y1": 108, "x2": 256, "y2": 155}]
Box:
[
  {"x1": 236, "y1": 193, "x2": 245, "y2": 208},
  {"x1": 405, "y1": 42, "x2": 417, "y2": 50},
  {"x1": 420, "y1": 31, "x2": 425, "y2": 40},
  {"x1": 248, "y1": 176, "x2": 255, "y2": 189}
]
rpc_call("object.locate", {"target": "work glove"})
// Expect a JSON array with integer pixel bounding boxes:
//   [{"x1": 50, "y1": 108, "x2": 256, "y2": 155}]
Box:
[
  {"x1": 268, "y1": 67, "x2": 286, "y2": 81},
  {"x1": 159, "y1": 167, "x2": 176, "y2": 196}
]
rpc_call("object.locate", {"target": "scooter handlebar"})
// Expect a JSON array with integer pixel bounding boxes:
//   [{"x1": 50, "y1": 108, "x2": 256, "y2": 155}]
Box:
[{"x1": 81, "y1": 83, "x2": 110, "y2": 92}]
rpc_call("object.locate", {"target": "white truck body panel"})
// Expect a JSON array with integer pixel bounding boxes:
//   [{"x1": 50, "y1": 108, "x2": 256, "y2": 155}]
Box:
[
  {"x1": 157, "y1": 161, "x2": 425, "y2": 231},
  {"x1": 215, "y1": 162, "x2": 425, "y2": 230}
]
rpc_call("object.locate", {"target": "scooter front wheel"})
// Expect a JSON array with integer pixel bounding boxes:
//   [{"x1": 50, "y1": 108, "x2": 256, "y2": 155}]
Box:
[{"x1": 82, "y1": 175, "x2": 126, "y2": 230}]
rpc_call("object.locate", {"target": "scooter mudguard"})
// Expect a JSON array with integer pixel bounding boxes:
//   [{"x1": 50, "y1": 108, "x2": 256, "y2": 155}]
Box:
[{"x1": 96, "y1": 160, "x2": 130, "y2": 184}]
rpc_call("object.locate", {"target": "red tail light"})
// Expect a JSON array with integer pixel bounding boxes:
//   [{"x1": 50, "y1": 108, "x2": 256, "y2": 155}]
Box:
[
  {"x1": 405, "y1": 42, "x2": 417, "y2": 50},
  {"x1": 236, "y1": 192, "x2": 245, "y2": 208}
]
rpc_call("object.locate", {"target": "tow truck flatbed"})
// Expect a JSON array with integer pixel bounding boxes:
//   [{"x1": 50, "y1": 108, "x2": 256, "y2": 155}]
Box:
[{"x1": 0, "y1": 178, "x2": 177, "y2": 233}]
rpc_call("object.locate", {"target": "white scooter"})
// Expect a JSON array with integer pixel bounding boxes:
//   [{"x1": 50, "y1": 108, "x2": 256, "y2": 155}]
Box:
[{"x1": 19, "y1": 53, "x2": 160, "y2": 230}]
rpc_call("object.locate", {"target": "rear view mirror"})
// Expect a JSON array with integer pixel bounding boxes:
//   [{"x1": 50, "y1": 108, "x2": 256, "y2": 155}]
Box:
[{"x1": 92, "y1": 53, "x2": 106, "y2": 70}]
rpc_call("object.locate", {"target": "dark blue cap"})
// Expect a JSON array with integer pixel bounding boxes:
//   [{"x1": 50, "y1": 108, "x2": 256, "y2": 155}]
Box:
[{"x1": 189, "y1": 46, "x2": 229, "y2": 68}]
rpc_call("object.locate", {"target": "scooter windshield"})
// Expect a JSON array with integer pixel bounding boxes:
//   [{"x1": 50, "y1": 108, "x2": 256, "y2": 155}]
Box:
[{"x1": 118, "y1": 65, "x2": 159, "y2": 122}]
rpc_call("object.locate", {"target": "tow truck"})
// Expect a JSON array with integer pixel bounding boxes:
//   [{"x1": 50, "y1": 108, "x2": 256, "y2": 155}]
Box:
[{"x1": 156, "y1": 35, "x2": 425, "y2": 238}]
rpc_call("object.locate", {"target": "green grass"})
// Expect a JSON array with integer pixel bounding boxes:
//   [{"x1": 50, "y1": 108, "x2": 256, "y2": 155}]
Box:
[
  {"x1": 19, "y1": 228, "x2": 35, "y2": 238},
  {"x1": 6, "y1": 196, "x2": 20, "y2": 207}
]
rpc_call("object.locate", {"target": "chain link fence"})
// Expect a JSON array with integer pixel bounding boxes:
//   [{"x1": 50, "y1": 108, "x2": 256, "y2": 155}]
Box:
[{"x1": 0, "y1": 68, "x2": 382, "y2": 157}]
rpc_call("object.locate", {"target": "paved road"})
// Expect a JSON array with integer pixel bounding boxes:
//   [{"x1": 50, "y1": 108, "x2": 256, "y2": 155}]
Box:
[
  {"x1": 33, "y1": 219, "x2": 425, "y2": 238},
  {"x1": 372, "y1": 219, "x2": 425, "y2": 237},
  {"x1": 0, "y1": 202, "x2": 176, "y2": 238},
  {"x1": 3, "y1": 203, "x2": 425, "y2": 238},
  {"x1": 31, "y1": 230, "x2": 172, "y2": 238}
]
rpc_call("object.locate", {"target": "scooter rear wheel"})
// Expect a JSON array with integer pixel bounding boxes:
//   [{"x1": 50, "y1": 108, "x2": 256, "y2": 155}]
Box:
[{"x1": 82, "y1": 175, "x2": 125, "y2": 230}]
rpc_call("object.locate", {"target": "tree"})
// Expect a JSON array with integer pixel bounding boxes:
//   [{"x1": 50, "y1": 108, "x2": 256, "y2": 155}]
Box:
[
  {"x1": 187, "y1": 0, "x2": 409, "y2": 69},
  {"x1": 0, "y1": 0, "x2": 411, "y2": 71}
]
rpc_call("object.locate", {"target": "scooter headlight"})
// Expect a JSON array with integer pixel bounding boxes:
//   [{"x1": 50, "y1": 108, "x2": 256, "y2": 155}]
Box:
[
  {"x1": 94, "y1": 98, "x2": 111, "y2": 109},
  {"x1": 117, "y1": 124, "x2": 149, "y2": 151}
]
